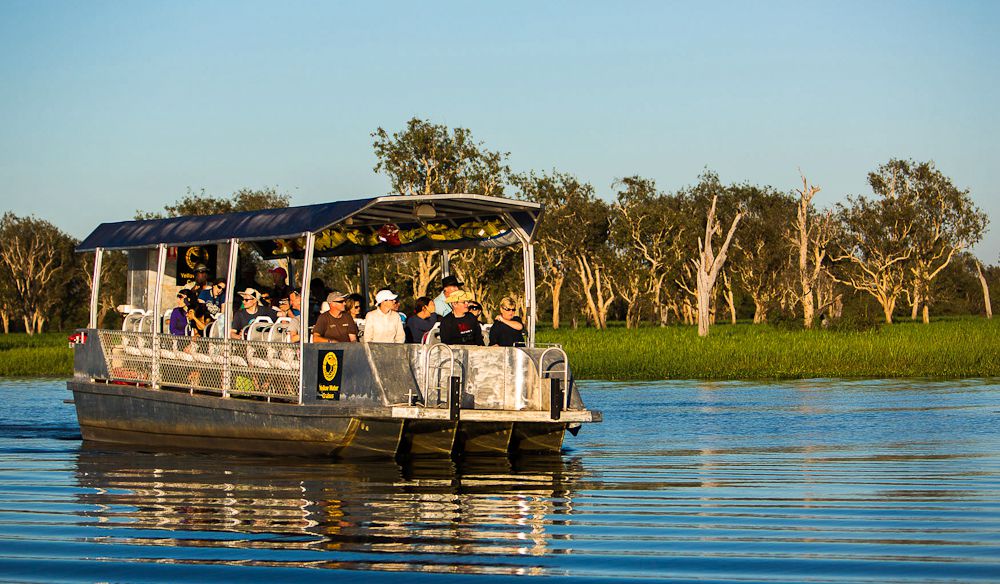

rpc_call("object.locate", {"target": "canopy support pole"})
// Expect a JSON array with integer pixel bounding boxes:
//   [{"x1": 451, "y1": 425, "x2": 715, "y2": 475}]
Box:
[
  {"x1": 503, "y1": 212, "x2": 537, "y2": 348},
  {"x1": 441, "y1": 250, "x2": 450, "y2": 277},
  {"x1": 151, "y1": 244, "x2": 167, "y2": 388},
  {"x1": 89, "y1": 248, "x2": 103, "y2": 329},
  {"x1": 222, "y1": 239, "x2": 239, "y2": 397},
  {"x1": 298, "y1": 232, "x2": 315, "y2": 405},
  {"x1": 360, "y1": 254, "x2": 370, "y2": 313},
  {"x1": 524, "y1": 243, "x2": 537, "y2": 348}
]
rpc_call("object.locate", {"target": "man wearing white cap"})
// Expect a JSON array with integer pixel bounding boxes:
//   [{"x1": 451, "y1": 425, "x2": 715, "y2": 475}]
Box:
[{"x1": 363, "y1": 289, "x2": 405, "y2": 343}]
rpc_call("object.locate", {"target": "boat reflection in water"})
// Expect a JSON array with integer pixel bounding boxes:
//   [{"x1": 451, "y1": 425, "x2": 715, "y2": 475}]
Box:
[{"x1": 73, "y1": 445, "x2": 585, "y2": 574}]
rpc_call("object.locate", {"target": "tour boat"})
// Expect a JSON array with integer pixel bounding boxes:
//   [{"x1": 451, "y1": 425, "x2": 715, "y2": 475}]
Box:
[{"x1": 68, "y1": 194, "x2": 601, "y2": 458}]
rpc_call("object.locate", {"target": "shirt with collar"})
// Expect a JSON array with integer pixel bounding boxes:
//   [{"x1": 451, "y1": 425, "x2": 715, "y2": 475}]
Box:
[{"x1": 363, "y1": 308, "x2": 405, "y2": 343}]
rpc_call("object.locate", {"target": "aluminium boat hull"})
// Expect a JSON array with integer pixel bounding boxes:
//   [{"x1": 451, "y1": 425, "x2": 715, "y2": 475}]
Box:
[{"x1": 68, "y1": 380, "x2": 585, "y2": 459}]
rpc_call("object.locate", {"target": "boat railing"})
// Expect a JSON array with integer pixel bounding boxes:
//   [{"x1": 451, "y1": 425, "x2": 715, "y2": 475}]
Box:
[
  {"x1": 538, "y1": 345, "x2": 571, "y2": 413},
  {"x1": 420, "y1": 342, "x2": 460, "y2": 409},
  {"x1": 96, "y1": 329, "x2": 300, "y2": 402}
]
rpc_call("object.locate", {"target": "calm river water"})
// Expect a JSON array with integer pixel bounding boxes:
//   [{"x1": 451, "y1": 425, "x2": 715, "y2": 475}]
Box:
[{"x1": 1, "y1": 378, "x2": 999, "y2": 583}]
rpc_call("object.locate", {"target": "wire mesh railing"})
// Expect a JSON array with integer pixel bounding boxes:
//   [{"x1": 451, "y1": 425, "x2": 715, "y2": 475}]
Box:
[{"x1": 97, "y1": 330, "x2": 300, "y2": 402}]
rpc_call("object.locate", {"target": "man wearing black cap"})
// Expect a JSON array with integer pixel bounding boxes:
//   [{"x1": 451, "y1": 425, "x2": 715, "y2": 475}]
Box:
[
  {"x1": 434, "y1": 274, "x2": 463, "y2": 317},
  {"x1": 184, "y1": 263, "x2": 211, "y2": 293}
]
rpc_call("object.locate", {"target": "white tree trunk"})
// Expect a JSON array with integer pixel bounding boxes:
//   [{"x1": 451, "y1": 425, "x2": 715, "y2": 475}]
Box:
[
  {"x1": 695, "y1": 196, "x2": 743, "y2": 337},
  {"x1": 977, "y1": 261, "x2": 992, "y2": 319}
]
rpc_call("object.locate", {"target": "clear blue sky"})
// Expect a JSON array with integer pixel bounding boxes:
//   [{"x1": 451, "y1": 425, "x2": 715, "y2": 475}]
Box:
[{"x1": 2, "y1": 0, "x2": 998, "y2": 261}]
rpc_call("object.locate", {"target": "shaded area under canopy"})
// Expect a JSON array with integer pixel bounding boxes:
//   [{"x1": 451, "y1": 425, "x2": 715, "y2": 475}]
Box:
[{"x1": 76, "y1": 194, "x2": 543, "y2": 257}]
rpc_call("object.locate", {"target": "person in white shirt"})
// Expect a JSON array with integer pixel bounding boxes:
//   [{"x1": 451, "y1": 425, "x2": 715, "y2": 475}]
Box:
[{"x1": 363, "y1": 289, "x2": 405, "y2": 343}]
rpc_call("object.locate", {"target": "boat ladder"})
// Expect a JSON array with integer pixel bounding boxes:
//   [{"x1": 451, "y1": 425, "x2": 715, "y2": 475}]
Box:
[
  {"x1": 539, "y1": 346, "x2": 570, "y2": 419},
  {"x1": 419, "y1": 343, "x2": 462, "y2": 420}
]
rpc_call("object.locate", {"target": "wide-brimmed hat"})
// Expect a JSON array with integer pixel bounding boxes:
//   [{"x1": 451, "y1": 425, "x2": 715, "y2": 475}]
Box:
[
  {"x1": 445, "y1": 290, "x2": 474, "y2": 304},
  {"x1": 441, "y1": 275, "x2": 463, "y2": 289},
  {"x1": 238, "y1": 287, "x2": 261, "y2": 301},
  {"x1": 375, "y1": 289, "x2": 398, "y2": 304}
]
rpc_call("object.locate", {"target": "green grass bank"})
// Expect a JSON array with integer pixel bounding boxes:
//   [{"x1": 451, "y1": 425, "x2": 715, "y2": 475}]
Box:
[
  {"x1": 537, "y1": 317, "x2": 1000, "y2": 380},
  {"x1": 0, "y1": 332, "x2": 74, "y2": 377},
  {"x1": 1, "y1": 318, "x2": 998, "y2": 380}
]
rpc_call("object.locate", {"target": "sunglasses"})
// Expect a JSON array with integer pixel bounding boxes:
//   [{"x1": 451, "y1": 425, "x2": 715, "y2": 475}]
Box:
[
  {"x1": 214, "y1": 284, "x2": 225, "y2": 290},
  {"x1": 501, "y1": 306, "x2": 515, "y2": 311}
]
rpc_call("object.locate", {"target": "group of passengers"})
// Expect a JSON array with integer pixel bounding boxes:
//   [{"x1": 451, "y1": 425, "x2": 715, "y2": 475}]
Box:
[
  {"x1": 307, "y1": 274, "x2": 524, "y2": 347},
  {"x1": 169, "y1": 264, "x2": 224, "y2": 337},
  {"x1": 171, "y1": 264, "x2": 525, "y2": 347}
]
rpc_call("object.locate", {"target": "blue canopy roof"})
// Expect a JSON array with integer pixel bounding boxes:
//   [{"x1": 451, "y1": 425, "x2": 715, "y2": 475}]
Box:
[{"x1": 76, "y1": 194, "x2": 542, "y2": 254}]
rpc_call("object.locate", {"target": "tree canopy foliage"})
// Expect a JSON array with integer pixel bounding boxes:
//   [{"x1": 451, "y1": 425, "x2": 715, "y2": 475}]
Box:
[{"x1": 1, "y1": 118, "x2": 995, "y2": 333}]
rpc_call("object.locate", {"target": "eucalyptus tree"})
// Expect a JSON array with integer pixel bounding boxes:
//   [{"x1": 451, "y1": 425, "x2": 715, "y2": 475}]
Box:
[
  {"x1": 669, "y1": 172, "x2": 744, "y2": 336},
  {"x1": 610, "y1": 176, "x2": 689, "y2": 328},
  {"x1": 372, "y1": 117, "x2": 509, "y2": 197},
  {"x1": 571, "y1": 195, "x2": 615, "y2": 329},
  {"x1": 867, "y1": 159, "x2": 987, "y2": 323},
  {"x1": 513, "y1": 171, "x2": 611, "y2": 328},
  {"x1": 372, "y1": 118, "x2": 511, "y2": 297},
  {"x1": 729, "y1": 183, "x2": 797, "y2": 324},
  {"x1": 0, "y1": 213, "x2": 77, "y2": 334},
  {"x1": 790, "y1": 175, "x2": 839, "y2": 328},
  {"x1": 693, "y1": 195, "x2": 744, "y2": 336},
  {"x1": 975, "y1": 259, "x2": 992, "y2": 319},
  {"x1": 137, "y1": 186, "x2": 290, "y2": 219},
  {"x1": 77, "y1": 250, "x2": 127, "y2": 329},
  {"x1": 833, "y1": 193, "x2": 915, "y2": 324}
]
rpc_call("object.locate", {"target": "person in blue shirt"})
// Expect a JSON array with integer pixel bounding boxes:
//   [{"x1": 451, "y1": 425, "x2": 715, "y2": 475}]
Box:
[
  {"x1": 407, "y1": 296, "x2": 438, "y2": 343},
  {"x1": 434, "y1": 275, "x2": 463, "y2": 317},
  {"x1": 198, "y1": 279, "x2": 226, "y2": 316}
]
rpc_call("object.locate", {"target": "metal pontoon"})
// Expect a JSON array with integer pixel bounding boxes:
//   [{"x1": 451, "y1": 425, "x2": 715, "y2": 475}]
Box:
[{"x1": 68, "y1": 193, "x2": 601, "y2": 458}]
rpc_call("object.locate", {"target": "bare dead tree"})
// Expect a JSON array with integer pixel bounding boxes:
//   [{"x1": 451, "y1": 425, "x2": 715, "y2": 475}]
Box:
[
  {"x1": 976, "y1": 260, "x2": 993, "y2": 319},
  {"x1": 694, "y1": 196, "x2": 743, "y2": 337},
  {"x1": 574, "y1": 252, "x2": 615, "y2": 329},
  {"x1": 793, "y1": 174, "x2": 839, "y2": 329}
]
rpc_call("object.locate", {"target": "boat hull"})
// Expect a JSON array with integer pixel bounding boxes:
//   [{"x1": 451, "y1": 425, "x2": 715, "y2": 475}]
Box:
[{"x1": 68, "y1": 380, "x2": 582, "y2": 459}]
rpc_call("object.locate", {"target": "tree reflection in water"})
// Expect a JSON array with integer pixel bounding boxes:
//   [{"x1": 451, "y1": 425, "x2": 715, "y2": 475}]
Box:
[{"x1": 73, "y1": 444, "x2": 585, "y2": 575}]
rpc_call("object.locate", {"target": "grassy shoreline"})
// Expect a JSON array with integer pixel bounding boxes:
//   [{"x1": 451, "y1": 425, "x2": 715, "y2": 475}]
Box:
[
  {"x1": 1, "y1": 318, "x2": 998, "y2": 380},
  {"x1": 537, "y1": 317, "x2": 1000, "y2": 380}
]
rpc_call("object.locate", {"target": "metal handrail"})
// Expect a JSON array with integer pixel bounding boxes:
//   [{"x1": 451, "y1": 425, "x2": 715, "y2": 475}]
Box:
[
  {"x1": 419, "y1": 342, "x2": 459, "y2": 408},
  {"x1": 539, "y1": 346, "x2": 570, "y2": 409}
]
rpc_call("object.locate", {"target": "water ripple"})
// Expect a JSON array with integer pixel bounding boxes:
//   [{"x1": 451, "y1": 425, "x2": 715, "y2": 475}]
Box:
[{"x1": 1, "y1": 378, "x2": 999, "y2": 582}]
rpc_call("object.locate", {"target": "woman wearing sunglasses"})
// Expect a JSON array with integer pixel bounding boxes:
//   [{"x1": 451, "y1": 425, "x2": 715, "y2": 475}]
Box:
[{"x1": 488, "y1": 297, "x2": 525, "y2": 347}]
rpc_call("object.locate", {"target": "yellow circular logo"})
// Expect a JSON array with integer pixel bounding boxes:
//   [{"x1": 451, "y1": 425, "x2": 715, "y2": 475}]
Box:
[
  {"x1": 185, "y1": 246, "x2": 208, "y2": 270},
  {"x1": 322, "y1": 352, "x2": 338, "y2": 382}
]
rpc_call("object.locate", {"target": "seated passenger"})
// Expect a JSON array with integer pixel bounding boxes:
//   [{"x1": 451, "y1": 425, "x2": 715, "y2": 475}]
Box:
[
  {"x1": 281, "y1": 288, "x2": 303, "y2": 342},
  {"x1": 434, "y1": 275, "x2": 463, "y2": 317},
  {"x1": 187, "y1": 301, "x2": 214, "y2": 337},
  {"x1": 439, "y1": 290, "x2": 484, "y2": 346},
  {"x1": 489, "y1": 297, "x2": 525, "y2": 347},
  {"x1": 407, "y1": 296, "x2": 437, "y2": 343},
  {"x1": 198, "y1": 279, "x2": 225, "y2": 316},
  {"x1": 170, "y1": 289, "x2": 198, "y2": 335},
  {"x1": 308, "y1": 278, "x2": 328, "y2": 324},
  {"x1": 363, "y1": 289, "x2": 405, "y2": 343},
  {"x1": 230, "y1": 288, "x2": 278, "y2": 339},
  {"x1": 312, "y1": 291, "x2": 359, "y2": 343},
  {"x1": 345, "y1": 293, "x2": 364, "y2": 327},
  {"x1": 267, "y1": 266, "x2": 291, "y2": 307}
]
